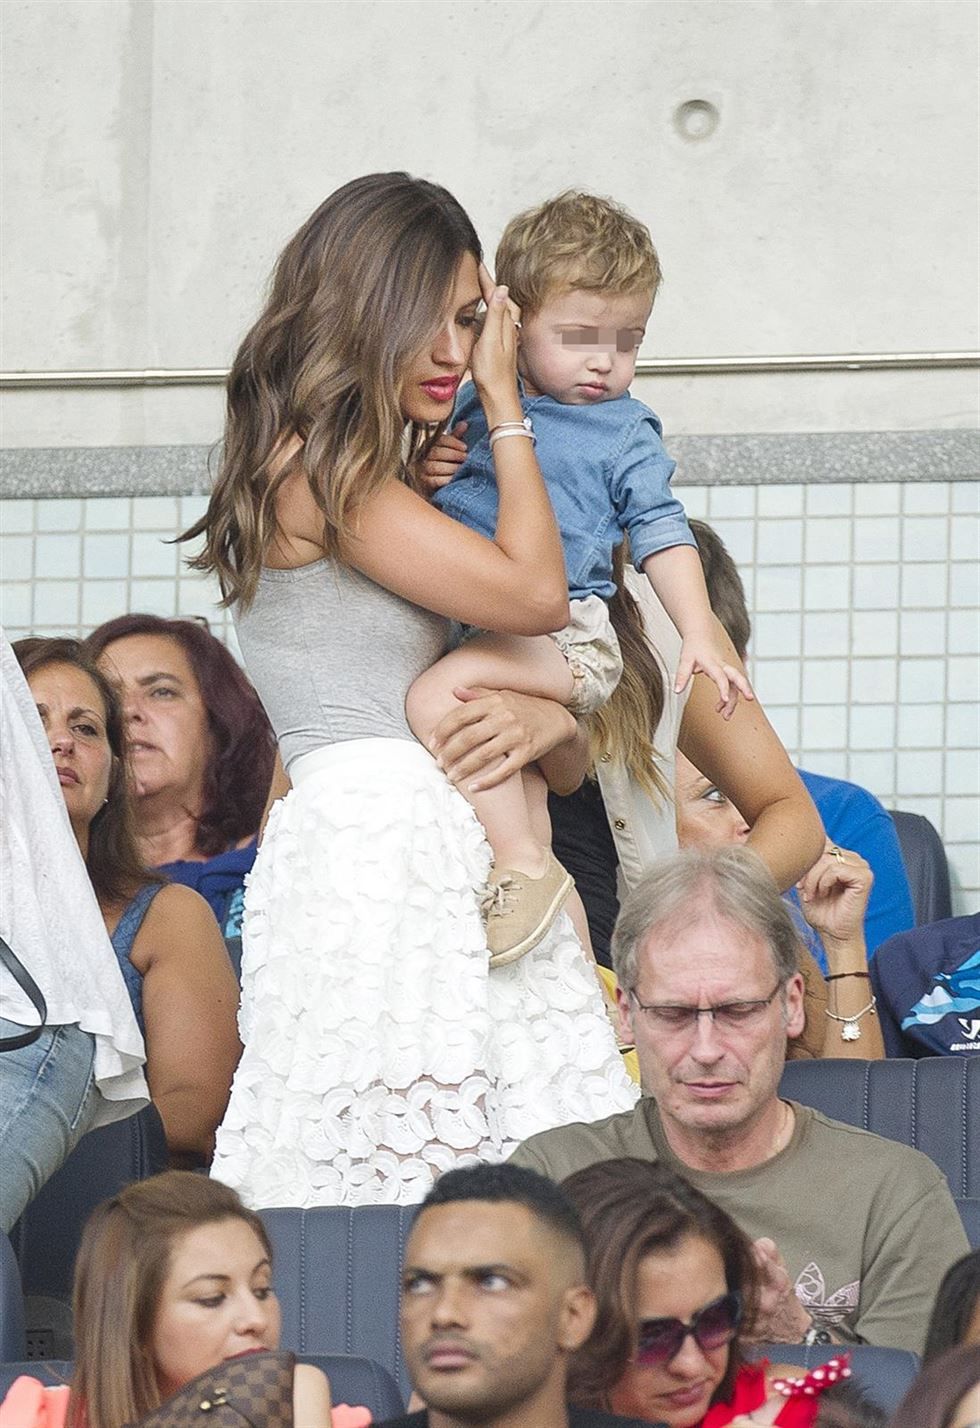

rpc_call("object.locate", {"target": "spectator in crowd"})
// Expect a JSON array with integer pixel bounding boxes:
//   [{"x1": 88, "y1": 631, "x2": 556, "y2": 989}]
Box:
[
  {"x1": 510, "y1": 848, "x2": 968, "y2": 1352},
  {"x1": 62, "y1": 1172, "x2": 333, "y2": 1427},
  {"x1": 381, "y1": 1161, "x2": 648, "y2": 1428},
  {"x1": 888, "y1": 1345, "x2": 980, "y2": 1428},
  {"x1": 15, "y1": 637, "x2": 241, "y2": 1165},
  {"x1": 672, "y1": 754, "x2": 885, "y2": 1058},
  {"x1": 561, "y1": 1157, "x2": 882, "y2": 1427},
  {"x1": 86, "y1": 613, "x2": 276, "y2": 948},
  {"x1": 924, "y1": 1251, "x2": 980, "y2": 1362},
  {"x1": 870, "y1": 914, "x2": 980, "y2": 1057},
  {"x1": 0, "y1": 636, "x2": 146, "y2": 1232},
  {"x1": 686, "y1": 519, "x2": 915, "y2": 962}
]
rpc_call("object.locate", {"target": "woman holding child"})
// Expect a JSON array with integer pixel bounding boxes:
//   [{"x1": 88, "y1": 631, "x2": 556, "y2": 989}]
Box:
[{"x1": 189, "y1": 173, "x2": 638, "y2": 1208}]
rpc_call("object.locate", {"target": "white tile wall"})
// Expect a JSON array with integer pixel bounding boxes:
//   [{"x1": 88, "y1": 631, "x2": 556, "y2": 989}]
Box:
[{"x1": 1, "y1": 482, "x2": 978, "y2": 913}]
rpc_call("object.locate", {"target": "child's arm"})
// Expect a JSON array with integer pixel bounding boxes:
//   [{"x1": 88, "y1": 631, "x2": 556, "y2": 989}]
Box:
[{"x1": 640, "y1": 544, "x2": 754, "y2": 718}]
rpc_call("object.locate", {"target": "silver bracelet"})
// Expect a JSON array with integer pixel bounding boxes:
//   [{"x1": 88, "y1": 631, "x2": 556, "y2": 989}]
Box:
[
  {"x1": 489, "y1": 417, "x2": 535, "y2": 449},
  {"x1": 825, "y1": 996, "x2": 877, "y2": 1042}
]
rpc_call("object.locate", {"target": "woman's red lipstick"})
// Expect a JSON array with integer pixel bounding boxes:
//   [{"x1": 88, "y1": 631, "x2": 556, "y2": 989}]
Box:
[{"x1": 421, "y1": 376, "x2": 460, "y2": 403}]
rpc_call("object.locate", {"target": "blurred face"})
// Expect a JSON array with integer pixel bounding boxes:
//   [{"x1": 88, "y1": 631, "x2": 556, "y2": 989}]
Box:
[
  {"x1": 401, "y1": 1201, "x2": 593, "y2": 1422},
  {"x1": 399, "y1": 251, "x2": 483, "y2": 425},
  {"x1": 618, "y1": 909, "x2": 805, "y2": 1141},
  {"x1": 98, "y1": 634, "x2": 212, "y2": 809},
  {"x1": 609, "y1": 1235, "x2": 731, "y2": 1427},
  {"x1": 949, "y1": 1378, "x2": 980, "y2": 1428},
  {"x1": 674, "y1": 752, "x2": 749, "y2": 850},
  {"x1": 151, "y1": 1218, "x2": 281, "y2": 1398},
  {"x1": 518, "y1": 286, "x2": 652, "y2": 405},
  {"x1": 28, "y1": 662, "x2": 113, "y2": 842}
]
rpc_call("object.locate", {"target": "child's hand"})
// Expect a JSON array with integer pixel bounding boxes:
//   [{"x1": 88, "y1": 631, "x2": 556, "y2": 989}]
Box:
[
  {"x1": 419, "y1": 421, "x2": 468, "y2": 495},
  {"x1": 675, "y1": 627, "x2": 754, "y2": 719}
]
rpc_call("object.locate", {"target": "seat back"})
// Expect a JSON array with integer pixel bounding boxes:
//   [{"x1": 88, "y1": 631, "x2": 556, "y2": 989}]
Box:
[
  {"x1": 778, "y1": 1056, "x2": 979, "y2": 1196},
  {"x1": 956, "y1": 1197, "x2": 980, "y2": 1248},
  {"x1": 0, "y1": 1234, "x2": 26, "y2": 1363},
  {"x1": 261, "y1": 1205, "x2": 415, "y2": 1401},
  {"x1": 891, "y1": 810, "x2": 953, "y2": 926},
  {"x1": 9, "y1": 1105, "x2": 168, "y2": 1308},
  {"x1": 0, "y1": 1355, "x2": 404, "y2": 1418},
  {"x1": 747, "y1": 1344, "x2": 919, "y2": 1415}
]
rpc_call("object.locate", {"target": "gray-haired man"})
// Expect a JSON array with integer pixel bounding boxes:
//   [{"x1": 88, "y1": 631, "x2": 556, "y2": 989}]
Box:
[{"x1": 510, "y1": 847, "x2": 967, "y2": 1353}]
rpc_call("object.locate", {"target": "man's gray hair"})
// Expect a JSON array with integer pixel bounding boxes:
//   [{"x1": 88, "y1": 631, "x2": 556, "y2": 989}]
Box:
[{"x1": 611, "y1": 846, "x2": 803, "y2": 994}]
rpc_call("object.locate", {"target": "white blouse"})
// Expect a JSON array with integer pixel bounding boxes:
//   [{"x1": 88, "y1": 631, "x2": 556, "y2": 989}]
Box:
[
  {"x1": 0, "y1": 634, "x2": 148, "y2": 1125},
  {"x1": 595, "y1": 573, "x2": 690, "y2": 890}
]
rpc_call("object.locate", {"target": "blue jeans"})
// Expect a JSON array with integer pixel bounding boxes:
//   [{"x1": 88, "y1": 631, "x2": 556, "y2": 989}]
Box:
[{"x1": 0, "y1": 1019, "x2": 99, "y2": 1232}]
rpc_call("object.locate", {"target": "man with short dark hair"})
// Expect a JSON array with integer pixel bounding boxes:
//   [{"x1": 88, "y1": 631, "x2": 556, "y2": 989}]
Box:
[
  {"x1": 378, "y1": 1162, "x2": 654, "y2": 1428},
  {"x1": 510, "y1": 847, "x2": 968, "y2": 1354}
]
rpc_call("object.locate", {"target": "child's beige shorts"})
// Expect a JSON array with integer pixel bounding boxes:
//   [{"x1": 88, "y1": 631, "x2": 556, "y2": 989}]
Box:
[{"x1": 550, "y1": 595, "x2": 622, "y2": 716}]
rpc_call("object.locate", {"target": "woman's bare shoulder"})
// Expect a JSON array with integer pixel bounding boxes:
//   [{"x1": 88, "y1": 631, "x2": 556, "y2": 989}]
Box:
[{"x1": 292, "y1": 1361, "x2": 334, "y2": 1425}]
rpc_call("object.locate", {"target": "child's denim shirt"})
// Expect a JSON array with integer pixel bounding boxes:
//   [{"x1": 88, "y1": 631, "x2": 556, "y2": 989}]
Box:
[{"x1": 432, "y1": 383, "x2": 695, "y2": 601}]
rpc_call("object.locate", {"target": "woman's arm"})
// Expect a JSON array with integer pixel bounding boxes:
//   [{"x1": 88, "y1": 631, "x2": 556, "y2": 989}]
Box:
[
  {"x1": 131, "y1": 885, "x2": 242, "y2": 1164},
  {"x1": 678, "y1": 618, "x2": 825, "y2": 891},
  {"x1": 798, "y1": 844, "x2": 885, "y2": 1059},
  {"x1": 292, "y1": 1363, "x2": 333, "y2": 1426},
  {"x1": 278, "y1": 282, "x2": 569, "y2": 634}
]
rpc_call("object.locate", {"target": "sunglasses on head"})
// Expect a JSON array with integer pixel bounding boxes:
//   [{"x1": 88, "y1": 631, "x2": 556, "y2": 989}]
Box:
[{"x1": 635, "y1": 1290, "x2": 742, "y2": 1367}]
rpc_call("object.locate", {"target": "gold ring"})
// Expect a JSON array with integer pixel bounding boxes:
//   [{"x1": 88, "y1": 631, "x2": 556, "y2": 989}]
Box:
[{"x1": 829, "y1": 845, "x2": 845, "y2": 864}]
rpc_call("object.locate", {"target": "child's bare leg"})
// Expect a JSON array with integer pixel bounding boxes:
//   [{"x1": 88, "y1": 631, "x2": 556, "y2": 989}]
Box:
[{"x1": 406, "y1": 634, "x2": 573, "y2": 877}]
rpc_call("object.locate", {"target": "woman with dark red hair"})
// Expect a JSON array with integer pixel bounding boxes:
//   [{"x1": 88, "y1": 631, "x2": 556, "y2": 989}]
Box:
[{"x1": 86, "y1": 614, "x2": 276, "y2": 949}]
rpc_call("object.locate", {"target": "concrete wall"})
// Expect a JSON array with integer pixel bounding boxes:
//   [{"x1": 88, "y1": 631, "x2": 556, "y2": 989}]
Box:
[{"x1": 2, "y1": 0, "x2": 978, "y2": 446}]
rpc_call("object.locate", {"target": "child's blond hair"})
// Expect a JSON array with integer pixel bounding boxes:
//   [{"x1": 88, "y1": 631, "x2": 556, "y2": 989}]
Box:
[{"x1": 495, "y1": 190, "x2": 662, "y2": 317}]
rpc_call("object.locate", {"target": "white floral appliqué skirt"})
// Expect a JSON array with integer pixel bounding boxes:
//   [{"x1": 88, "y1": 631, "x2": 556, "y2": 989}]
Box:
[{"x1": 211, "y1": 738, "x2": 638, "y2": 1207}]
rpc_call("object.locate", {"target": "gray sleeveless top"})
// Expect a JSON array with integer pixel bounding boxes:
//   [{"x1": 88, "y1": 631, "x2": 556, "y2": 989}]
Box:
[{"x1": 234, "y1": 559, "x2": 450, "y2": 769}]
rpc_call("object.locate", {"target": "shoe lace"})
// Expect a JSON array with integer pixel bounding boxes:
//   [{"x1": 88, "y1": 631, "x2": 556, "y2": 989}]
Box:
[{"x1": 480, "y1": 877, "x2": 516, "y2": 919}]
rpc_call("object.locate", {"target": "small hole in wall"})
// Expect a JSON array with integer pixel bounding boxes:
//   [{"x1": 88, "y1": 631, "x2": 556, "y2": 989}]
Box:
[{"x1": 674, "y1": 99, "x2": 720, "y2": 141}]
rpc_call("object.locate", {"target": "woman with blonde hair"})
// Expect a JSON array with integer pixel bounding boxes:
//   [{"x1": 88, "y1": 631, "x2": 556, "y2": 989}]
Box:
[{"x1": 186, "y1": 172, "x2": 636, "y2": 1208}]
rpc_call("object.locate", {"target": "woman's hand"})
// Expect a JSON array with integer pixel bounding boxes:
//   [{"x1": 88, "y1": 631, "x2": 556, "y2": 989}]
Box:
[
  {"x1": 469, "y1": 264, "x2": 523, "y2": 427},
  {"x1": 419, "y1": 421, "x2": 469, "y2": 495},
  {"x1": 430, "y1": 685, "x2": 578, "y2": 792},
  {"x1": 797, "y1": 842, "x2": 873, "y2": 948}
]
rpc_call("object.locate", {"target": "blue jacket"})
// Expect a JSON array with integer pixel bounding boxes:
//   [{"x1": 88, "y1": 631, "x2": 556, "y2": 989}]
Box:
[
  {"x1": 432, "y1": 383, "x2": 694, "y2": 601},
  {"x1": 871, "y1": 914, "x2": 980, "y2": 1055}
]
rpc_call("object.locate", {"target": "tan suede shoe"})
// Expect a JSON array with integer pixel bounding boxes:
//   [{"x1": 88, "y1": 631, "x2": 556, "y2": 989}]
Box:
[{"x1": 482, "y1": 853, "x2": 574, "y2": 968}]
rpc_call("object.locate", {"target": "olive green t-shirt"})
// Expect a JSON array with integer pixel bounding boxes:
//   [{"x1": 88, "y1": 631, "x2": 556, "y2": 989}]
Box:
[{"x1": 510, "y1": 1099, "x2": 968, "y2": 1353}]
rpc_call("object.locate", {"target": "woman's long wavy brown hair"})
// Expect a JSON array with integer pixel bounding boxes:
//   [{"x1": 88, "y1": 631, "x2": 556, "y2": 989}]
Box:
[
  {"x1": 183, "y1": 172, "x2": 482, "y2": 607},
  {"x1": 589, "y1": 541, "x2": 669, "y2": 800},
  {"x1": 562, "y1": 1158, "x2": 760, "y2": 1412},
  {"x1": 13, "y1": 637, "x2": 159, "y2": 906},
  {"x1": 68, "y1": 1173, "x2": 273, "y2": 1428}
]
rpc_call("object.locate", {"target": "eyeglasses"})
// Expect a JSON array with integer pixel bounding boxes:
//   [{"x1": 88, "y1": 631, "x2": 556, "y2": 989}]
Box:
[
  {"x1": 629, "y1": 982, "x2": 783, "y2": 1034},
  {"x1": 635, "y1": 1291, "x2": 742, "y2": 1367}
]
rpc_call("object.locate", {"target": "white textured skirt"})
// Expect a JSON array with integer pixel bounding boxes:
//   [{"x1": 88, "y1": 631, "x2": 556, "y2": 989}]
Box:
[{"x1": 211, "y1": 738, "x2": 638, "y2": 1207}]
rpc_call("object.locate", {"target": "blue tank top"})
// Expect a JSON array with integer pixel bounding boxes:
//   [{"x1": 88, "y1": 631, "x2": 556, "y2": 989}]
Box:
[{"x1": 110, "y1": 884, "x2": 164, "y2": 1033}]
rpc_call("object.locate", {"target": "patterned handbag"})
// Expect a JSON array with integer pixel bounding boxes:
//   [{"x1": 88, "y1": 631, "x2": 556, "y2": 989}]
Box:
[{"x1": 125, "y1": 1351, "x2": 294, "y2": 1428}]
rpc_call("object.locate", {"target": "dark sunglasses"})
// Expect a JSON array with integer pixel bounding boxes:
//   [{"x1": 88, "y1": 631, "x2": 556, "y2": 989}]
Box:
[{"x1": 635, "y1": 1291, "x2": 742, "y2": 1366}]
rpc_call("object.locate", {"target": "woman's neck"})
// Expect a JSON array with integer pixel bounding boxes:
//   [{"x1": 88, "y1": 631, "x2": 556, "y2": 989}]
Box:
[{"x1": 135, "y1": 798, "x2": 206, "y2": 866}]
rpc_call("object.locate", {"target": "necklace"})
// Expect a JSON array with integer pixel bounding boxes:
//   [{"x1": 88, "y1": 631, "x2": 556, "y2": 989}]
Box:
[{"x1": 771, "y1": 1100, "x2": 794, "y2": 1159}]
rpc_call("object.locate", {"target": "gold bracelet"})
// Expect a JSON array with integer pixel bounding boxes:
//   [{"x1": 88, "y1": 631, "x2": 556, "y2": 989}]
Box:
[{"x1": 825, "y1": 996, "x2": 877, "y2": 1042}]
